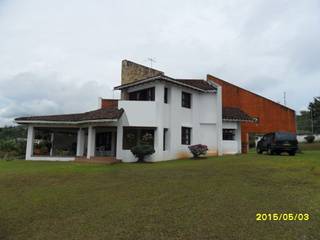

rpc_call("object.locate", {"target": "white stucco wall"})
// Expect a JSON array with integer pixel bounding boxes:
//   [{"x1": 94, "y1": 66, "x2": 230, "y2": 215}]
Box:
[
  {"x1": 116, "y1": 81, "x2": 221, "y2": 162},
  {"x1": 222, "y1": 121, "x2": 241, "y2": 154}
]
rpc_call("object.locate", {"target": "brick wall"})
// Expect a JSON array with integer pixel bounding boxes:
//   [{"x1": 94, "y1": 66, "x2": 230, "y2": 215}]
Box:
[
  {"x1": 121, "y1": 60, "x2": 163, "y2": 85},
  {"x1": 207, "y1": 74, "x2": 296, "y2": 153},
  {"x1": 100, "y1": 99, "x2": 118, "y2": 109}
]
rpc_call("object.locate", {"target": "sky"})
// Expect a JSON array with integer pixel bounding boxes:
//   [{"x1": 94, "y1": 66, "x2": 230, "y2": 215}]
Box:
[{"x1": 0, "y1": 0, "x2": 319, "y2": 126}]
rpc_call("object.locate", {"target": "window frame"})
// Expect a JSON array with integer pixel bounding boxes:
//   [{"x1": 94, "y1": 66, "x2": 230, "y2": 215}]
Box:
[
  {"x1": 181, "y1": 127, "x2": 192, "y2": 145},
  {"x1": 222, "y1": 129, "x2": 236, "y2": 141},
  {"x1": 181, "y1": 91, "x2": 192, "y2": 108},
  {"x1": 164, "y1": 87, "x2": 168, "y2": 104},
  {"x1": 163, "y1": 128, "x2": 168, "y2": 151},
  {"x1": 122, "y1": 127, "x2": 155, "y2": 150},
  {"x1": 128, "y1": 87, "x2": 155, "y2": 101}
]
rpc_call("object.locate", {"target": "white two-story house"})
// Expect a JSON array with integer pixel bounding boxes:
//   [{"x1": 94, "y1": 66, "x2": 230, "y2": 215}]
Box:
[{"x1": 15, "y1": 60, "x2": 254, "y2": 162}]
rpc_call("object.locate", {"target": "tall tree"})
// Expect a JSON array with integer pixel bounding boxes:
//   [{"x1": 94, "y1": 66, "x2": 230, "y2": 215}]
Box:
[{"x1": 308, "y1": 97, "x2": 320, "y2": 134}]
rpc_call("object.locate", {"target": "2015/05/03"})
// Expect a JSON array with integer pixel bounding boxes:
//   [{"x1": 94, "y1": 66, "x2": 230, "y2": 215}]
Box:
[{"x1": 256, "y1": 213, "x2": 309, "y2": 221}]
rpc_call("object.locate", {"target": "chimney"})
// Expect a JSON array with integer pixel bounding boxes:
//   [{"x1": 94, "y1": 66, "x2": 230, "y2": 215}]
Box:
[{"x1": 121, "y1": 60, "x2": 164, "y2": 85}]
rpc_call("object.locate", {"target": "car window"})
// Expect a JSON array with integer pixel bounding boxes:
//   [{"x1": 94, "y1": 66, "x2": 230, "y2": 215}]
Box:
[{"x1": 275, "y1": 132, "x2": 296, "y2": 141}]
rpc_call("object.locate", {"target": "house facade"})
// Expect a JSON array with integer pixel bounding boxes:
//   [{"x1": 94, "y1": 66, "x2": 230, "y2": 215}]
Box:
[{"x1": 15, "y1": 60, "x2": 254, "y2": 162}]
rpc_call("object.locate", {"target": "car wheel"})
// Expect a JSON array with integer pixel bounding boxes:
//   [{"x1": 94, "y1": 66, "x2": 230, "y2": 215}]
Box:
[
  {"x1": 289, "y1": 151, "x2": 296, "y2": 156},
  {"x1": 267, "y1": 147, "x2": 274, "y2": 155},
  {"x1": 256, "y1": 148, "x2": 262, "y2": 154}
]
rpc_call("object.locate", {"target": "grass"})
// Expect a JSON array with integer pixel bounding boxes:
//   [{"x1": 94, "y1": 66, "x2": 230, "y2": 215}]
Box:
[
  {"x1": 299, "y1": 142, "x2": 320, "y2": 151},
  {"x1": 1, "y1": 152, "x2": 320, "y2": 240}
]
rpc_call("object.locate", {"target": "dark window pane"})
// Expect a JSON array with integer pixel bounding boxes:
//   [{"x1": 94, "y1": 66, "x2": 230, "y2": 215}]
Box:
[
  {"x1": 163, "y1": 128, "x2": 168, "y2": 150},
  {"x1": 123, "y1": 127, "x2": 155, "y2": 150},
  {"x1": 181, "y1": 127, "x2": 191, "y2": 145},
  {"x1": 123, "y1": 128, "x2": 138, "y2": 150},
  {"x1": 129, "y1": 87, "x2": 155, "y2": 101},
  {"x1": 164, "y1": 87, "x2": 168, "y2": 103},
  {"x1": 223, "y1": 129, "x2": 236, "y2": 140},
  {"x1": 182, "y1": 92, "x2": 191, "y2": 108},
  {"x1": 140, "y1": 129, "x2": 154, "y2": 146}
]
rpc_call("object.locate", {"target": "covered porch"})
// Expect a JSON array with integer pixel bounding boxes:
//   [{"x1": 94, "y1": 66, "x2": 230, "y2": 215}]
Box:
[
  {"x1": 15, "y1": 107, "x2": 124, "y2": 162},
  {"x1": 25, "y1": 125, "x2": 118, "y2": 161}
]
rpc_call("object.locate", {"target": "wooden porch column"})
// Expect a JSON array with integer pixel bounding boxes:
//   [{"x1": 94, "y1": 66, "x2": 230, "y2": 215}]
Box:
[{"x1": 26, "y1": 125, "x2": 34, "y2": 160}]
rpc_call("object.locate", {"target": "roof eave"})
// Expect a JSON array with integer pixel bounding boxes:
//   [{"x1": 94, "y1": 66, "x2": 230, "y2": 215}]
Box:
[
  {"x1": 15, "y1": 119, "x2": 119, "y2": 125},
  {"x1": 222, "y1": 118, "x2": 256, "y2": 123},
  {"x1": 114, "y1": 75, "x2": 215, "y2": 93}
]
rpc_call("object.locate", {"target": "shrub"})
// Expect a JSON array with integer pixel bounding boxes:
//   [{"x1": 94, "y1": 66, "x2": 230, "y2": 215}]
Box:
[
  {"x1": 131, "y1": 145, "x2": 155, "y2": 162},
  {"x1": 0, "y1": 139, "x2": 17, "y2": 152},
  {"x1": 188, "y1": 144, "x2": 208, "y2": 158},
  {"x1": 305, "y1": 135, "x2": 315, "y2": 143}
]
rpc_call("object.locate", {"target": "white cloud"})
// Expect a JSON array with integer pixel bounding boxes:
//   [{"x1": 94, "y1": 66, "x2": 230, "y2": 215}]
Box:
[{"x1": 0, "y1": 0, "x2": 320, "y2": 126}]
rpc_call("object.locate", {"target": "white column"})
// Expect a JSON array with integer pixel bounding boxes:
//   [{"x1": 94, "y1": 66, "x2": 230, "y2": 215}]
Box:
[
  {"x1": 76, "y1": 128, "x2": 85, "y2": 156},
  {"x1": 237, "y1": 123, "x2": 242, "y2": 154},
  {"x1": 26, "y1": 125, "x2": 34, "y2": 160},
  {"x1": 86, "y1": 126, "x2": 95, "y2": 159},
  {"x1": 50, "y1": 133, "x2": 54, "y2": 156},
  {"x1": 116, "y1": 125, "x2": 123, "y2": 160},
  {"x1": 216, "y1": 85, "x2": 223, "y2": 156}
]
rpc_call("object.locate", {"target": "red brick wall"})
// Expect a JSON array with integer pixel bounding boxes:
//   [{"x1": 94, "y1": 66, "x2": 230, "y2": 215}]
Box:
[
  {"x1": 101, "y1": 99, "x2": 118, "y2": 109},
  {"x1": 207, "y1": 75, "x2": 296, "y2": 152}
]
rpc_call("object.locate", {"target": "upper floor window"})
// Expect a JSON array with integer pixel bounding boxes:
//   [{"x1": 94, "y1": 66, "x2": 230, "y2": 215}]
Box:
[
  {"x1": 181, "y1": 92, "x2": 191, "y2": 108},
  {"x1": 129, "y1": 87, "x2": 155, "y2": 101},
  {"x1": 164, "y1": 87, "x2": 168, "y2": 104},
  {"x1": 181, "y1": 127, "x2": 191, "y2": 145},
  {"x1": 223, "y1": 129, "x2": 236, "y2": 140}
]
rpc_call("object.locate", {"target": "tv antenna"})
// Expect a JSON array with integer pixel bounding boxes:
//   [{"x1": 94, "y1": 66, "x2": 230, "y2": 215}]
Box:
[{"x1": 147, "y1": 58, "x2": 156, "y2": 68}]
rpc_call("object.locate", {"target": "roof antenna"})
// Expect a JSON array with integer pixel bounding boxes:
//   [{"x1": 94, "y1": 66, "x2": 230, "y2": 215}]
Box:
[
  {"x1": 147, "y1": 58, "x2": 156, "y2": 68},
  {"x1": 283, "y1": 91, "x2": 287, "y2": 106}
]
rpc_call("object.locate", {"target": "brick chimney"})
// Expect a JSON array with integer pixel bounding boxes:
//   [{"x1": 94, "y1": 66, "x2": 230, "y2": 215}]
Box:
[{"x1": 121, "y1": 60, "x2": 164, "y2": 85}]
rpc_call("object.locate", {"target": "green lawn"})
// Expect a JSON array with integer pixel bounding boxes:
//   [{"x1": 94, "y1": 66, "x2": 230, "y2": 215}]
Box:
[
  {"x1": 1, "y1": 152, "x2": 320, "y2": 240},
  {"x1": 299, "y1": 142, "x2": 320, "y2": 151}
]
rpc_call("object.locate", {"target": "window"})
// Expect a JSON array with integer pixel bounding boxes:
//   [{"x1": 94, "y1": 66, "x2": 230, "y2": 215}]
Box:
[
  {"x1": 163, "y1": 128, "x2": 168, "y2": 151},
  {"x1": 33, "y1": 128, "x2": 77, "y2": 156},
  {"x1": 129, "y1": 87, "x2": 155, "y2": 101},
  {"x1": 223, "y1": 129, "x2": 236, "y2": 140},
  {"x1": 182, "y1": 92, "x2": 191, "y2": 108},
  {"x1": 123, "y1": 127, "x2": 154, "y2": 150},
  {"x1": 181, "y1": 127, "x2": 191, "y2": 145},
  {"x1": 164, "y1": 87, "x2": 168, "y2": 103}
]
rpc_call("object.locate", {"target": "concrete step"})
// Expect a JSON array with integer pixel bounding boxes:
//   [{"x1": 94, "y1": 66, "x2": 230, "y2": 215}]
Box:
[{"x1": 74, "y1": 156, "x2": 121, "y2": 164}]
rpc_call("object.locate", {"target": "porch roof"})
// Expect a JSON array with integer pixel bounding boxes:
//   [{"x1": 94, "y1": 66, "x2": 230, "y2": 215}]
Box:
[
  {"x1": 15, "y1": 108, "x2": 124, "y2": 124},
  {"x1": 222, "y1": 107, "x2": 256, "y2": 122}
]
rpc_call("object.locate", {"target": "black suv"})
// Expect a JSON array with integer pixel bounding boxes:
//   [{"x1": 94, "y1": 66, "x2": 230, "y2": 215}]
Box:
[{"x1": 256, "y1": 132, "x2": 298, "y2": 156}]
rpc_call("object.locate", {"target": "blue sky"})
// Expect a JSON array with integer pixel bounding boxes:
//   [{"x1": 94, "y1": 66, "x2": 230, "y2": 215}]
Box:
[{"x1": 0, "y1": 0, "x2": 320, "y2": 126}]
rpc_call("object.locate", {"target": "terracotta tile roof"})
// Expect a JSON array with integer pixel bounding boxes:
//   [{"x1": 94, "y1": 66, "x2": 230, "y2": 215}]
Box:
[
  {"x1": 114, "y1": 75, "x2": 216, "y2": 92},
  {"x1": 222, "y1": 107, "x2": 256, "y2": 122},
  {"x1": 15, "y1": 108, "x2": 124, "y2": 123},
  {"x1": 175, "y1": 79, "x2": 216, "y2": 91}
]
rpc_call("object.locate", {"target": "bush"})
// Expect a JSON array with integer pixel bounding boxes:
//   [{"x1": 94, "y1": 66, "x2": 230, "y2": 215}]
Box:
[
  {"x1": 188, "y1": 144, "x2": 208, "y2": 158},
  {"x1": 131, "y1": 145, "x2": 155, "y2": 162},
  {"x1": 305, "y1": 135, "x2": 315, "y2": 143}
]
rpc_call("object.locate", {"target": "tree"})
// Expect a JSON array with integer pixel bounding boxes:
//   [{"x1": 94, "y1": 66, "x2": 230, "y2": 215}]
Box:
[{"x1": 308, "y1": 97, "x2": 320, "y2": 134}]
